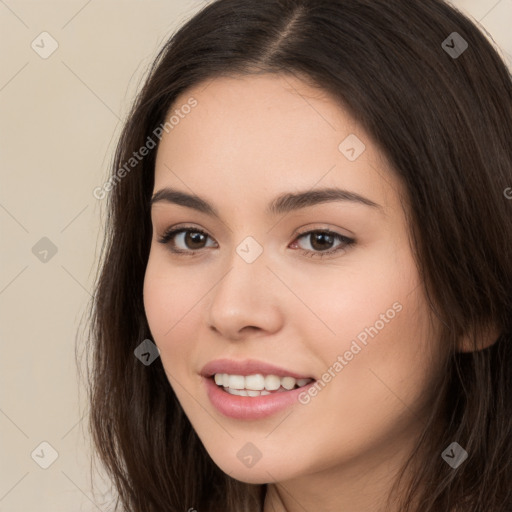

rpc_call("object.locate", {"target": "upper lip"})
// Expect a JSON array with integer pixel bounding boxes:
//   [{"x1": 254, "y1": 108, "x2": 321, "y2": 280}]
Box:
[{"x1": 200, "y1": 359, "x2": 314, "y2": 380}]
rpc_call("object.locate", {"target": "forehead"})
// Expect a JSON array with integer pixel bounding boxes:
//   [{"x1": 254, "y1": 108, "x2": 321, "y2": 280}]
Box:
[{"x1": 153, "y1": 73, "x2": 403, "y2": 214}]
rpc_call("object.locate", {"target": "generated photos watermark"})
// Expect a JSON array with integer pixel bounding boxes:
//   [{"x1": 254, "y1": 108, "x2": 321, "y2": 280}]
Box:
[
  {"x1": 298, "y1": 301, "x2": 403, "y2": 404},
  {"x1": 93, "y1": 96, "x2": 198, "y2": 200}
]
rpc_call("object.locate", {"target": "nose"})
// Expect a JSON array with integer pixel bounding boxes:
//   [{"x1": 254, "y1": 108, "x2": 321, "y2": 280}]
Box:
[{"x1": 206, "y1": 250, "x2": 284, "y2": 341}]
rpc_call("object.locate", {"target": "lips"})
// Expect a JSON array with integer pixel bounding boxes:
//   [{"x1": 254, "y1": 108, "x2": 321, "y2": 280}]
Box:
[
  {"x1": 200, "y1": 359, "x2": 316, "y2": 420},
  {"x1": 200, "y1": 358, "x2": 314, "y2": 380}
]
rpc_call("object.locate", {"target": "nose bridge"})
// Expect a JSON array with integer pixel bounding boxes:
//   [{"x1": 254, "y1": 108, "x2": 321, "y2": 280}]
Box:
[
  {"x1": 211, "y1": 240, "x2": 269, "y2": 312},
  {"x1": 206, "y1": 238, "x2": 283, "y2": 337}
]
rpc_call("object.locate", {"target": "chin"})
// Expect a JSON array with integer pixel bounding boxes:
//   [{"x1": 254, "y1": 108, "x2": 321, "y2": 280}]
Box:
[{"x1": 207, "y1": 449, "x2": 303, "y2": 484}]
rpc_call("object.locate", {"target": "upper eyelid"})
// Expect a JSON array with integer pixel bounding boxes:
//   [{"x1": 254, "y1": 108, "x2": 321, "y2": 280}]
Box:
[
  {"x1": 161, "y1": 228, "x2": 353, "y2": 262},
  {"x1": 159, "y1": 225, "x2": 354, "y2": 248},
  {"x1": 160, "y1": 225, "x2": 349, "y2": 238}
]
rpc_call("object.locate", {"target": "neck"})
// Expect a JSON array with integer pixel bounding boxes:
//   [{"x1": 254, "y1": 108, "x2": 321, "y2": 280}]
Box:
[{"x1": 262, "y1": 422, "x2": 426, "y2": 512}]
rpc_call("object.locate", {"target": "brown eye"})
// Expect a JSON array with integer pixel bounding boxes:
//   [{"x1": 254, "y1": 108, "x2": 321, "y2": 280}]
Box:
[
  {"x1": 158, "y1": 227, "x2": 217, "y2": 253},
  {"x1": 292, "y1": 230, "x2": 355, "y2": 258},
  {"x1": 309, "y1": 232, "x2": 336, "y2": 251},
  {"x1": 183, "y1": 231, "x2": 208, "y2": 249}
]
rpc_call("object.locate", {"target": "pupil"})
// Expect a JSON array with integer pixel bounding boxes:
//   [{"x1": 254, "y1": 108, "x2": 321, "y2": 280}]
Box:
[
  {"x1": 186, "y1": 232, "x2": 205, "y2": 249},
  {"x1": 311, "y1": 233, "x2": 333, "y2": 251}
]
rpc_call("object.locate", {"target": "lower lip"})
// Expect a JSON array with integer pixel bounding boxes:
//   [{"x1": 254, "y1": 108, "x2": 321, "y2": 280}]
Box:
[{"x1": 203, "y1": 376, "x2": 315, "y2": 420}]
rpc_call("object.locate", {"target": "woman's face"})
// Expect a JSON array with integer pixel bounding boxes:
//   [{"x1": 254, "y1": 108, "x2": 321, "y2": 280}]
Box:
[{"x1": 143, "y1": 73, "x2": 440, "y2": 492}]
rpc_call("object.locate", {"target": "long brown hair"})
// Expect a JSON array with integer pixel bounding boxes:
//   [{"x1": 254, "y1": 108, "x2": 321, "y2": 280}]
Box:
[{"x1": 84, "y1": 0, "x2": 512, "y2": 510}]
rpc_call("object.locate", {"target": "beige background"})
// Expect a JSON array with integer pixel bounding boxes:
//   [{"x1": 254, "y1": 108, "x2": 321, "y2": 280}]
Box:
[{"x1": 1, "y1": 1, "x2": 511, "y2": 510}]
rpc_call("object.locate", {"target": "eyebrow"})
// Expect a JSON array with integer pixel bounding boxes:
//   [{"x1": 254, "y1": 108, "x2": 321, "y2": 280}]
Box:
[{"x1": 150, "y1": 187, "x2": 382, "y2": 217}]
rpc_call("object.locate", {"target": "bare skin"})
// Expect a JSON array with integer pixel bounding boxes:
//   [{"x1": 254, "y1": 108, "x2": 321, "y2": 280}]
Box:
[{"x1": 143, "y1": 73, "x2": 447, "y2": 511}]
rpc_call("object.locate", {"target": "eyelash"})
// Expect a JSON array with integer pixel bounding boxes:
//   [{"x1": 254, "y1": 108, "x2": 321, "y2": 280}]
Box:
[{"x1": 157, "y1": 225, "x2": 355, "y2": 259}]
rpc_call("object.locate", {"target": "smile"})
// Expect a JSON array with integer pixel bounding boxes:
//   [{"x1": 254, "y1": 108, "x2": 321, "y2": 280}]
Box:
[
  {"x1": 213, "y1": 373, "x2": 314, "y2": 396},
  {"x1": 203, "y1": 375, "x2": 316, "y2": 420},
  {"x1": 201, "y1": 359, "x2": 317, "y2": 419}
]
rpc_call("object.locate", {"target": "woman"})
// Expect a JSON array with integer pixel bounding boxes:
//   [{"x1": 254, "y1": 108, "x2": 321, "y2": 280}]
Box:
[{"x1": 86, "y1": 0, "x2": 512, "y2": 510}]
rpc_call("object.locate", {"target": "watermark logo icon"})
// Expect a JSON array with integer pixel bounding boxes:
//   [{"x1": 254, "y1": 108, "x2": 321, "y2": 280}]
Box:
[
  {"x1": 338, "y1": 134, "x2": 366, "y2": 161},
  {"x1": 32, "y1": 237, "x2": 58, "y2": 263},
  {"x1": 441, "y1": 442, "x2": 468, "y2": 469},
  {"x1": 31, "y1": 441, "x2": 59, "y2": 469},
  {"x1": 236, "y1": 236, "x2": 263, "y2": 264},
  {"x1": 31, "y1": 32, "x2": 59, "y2": 59},
  {"x1": 236, "y1": 442, "x2": 262, "y2": 468},
  {"x1": 134, "y1": 339, "x2": 160, "y2": 366},
  {"x1": 442, "y1": 32, "x2": 468, "y2": 59}
]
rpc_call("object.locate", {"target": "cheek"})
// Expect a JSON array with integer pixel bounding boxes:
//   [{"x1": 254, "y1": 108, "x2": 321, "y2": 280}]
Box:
[
  {"x1": 300, "y1": 250, "x2": 411, "y2": 351},
  {"x1": 143, "y1": 251, "x2": 198, "y2": 338},
  {"x1": 143, "y1": 254, "x2": 187, "y2": 367},
  {"x1": 142, "y1": 252, "x2": 207, "y2": 375},
  {"x1": 142, "y1": 262, "x2": 170, "y2": 340},
  {"x1": 305, "y1": 242, "x2": 434, "y2": 405}
]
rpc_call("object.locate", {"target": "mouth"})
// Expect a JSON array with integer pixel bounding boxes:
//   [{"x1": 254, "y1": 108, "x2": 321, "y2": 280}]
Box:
[
  {"x1": 200, "y1": 360, "x2": 317, "y2": 419},
  {"x1": 200, "y1": 359, "x2": 317, "y2": 419},
  {"x1": 211, "y1": 373, "x2": 315, "y2": 397}
]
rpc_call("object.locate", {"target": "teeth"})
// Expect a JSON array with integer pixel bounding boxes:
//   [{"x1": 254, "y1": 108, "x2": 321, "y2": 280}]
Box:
[
  {"x1": 225, "y1": 388, "x2": 271, "y2": 396},
  {"x1": 281, "y1": 376, "x2": 296, "y2": 390},
  {"x1": 213, "y1": 373, "x2": 313, "y2": 394},
  {"x1": 228, "y1": 375, "x2": 245, "y2": 389},
  {"x1": 226, "y1": 388, "x2": 248, "y2": 396},
  {"x1": 245, "y1": 374, "x2": 265, "y2": 390},
  {"x1": 265, "y1": 374, "x2": 281, "y2": 390}
]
